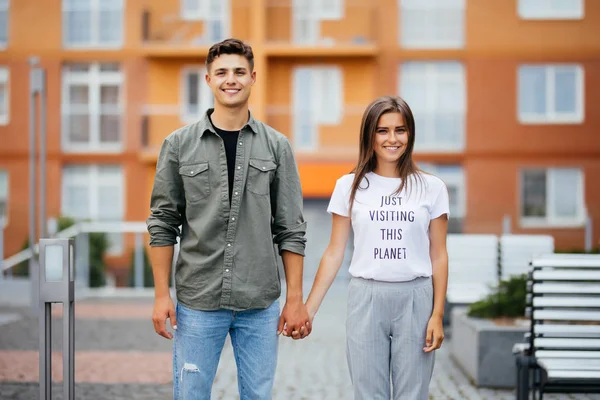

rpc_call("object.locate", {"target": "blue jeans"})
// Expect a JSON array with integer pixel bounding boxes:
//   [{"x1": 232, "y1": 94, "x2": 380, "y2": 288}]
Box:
[{"x1": 173, "y1": 301, "x2": 280, "y2": 400}]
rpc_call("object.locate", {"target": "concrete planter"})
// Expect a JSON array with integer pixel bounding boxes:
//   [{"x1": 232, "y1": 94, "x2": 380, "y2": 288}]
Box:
[{"x1": 449, "y1": 307, "x2": 529, "y2": 389}]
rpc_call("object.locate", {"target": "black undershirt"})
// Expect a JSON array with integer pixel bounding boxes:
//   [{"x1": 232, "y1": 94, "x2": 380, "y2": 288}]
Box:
[{"x1": 209, "y1": 116, "x2": 240, "y2": 204}]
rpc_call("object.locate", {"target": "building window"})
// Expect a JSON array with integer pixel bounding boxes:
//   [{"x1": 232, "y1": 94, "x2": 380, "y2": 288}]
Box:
[
  {"x1": 62, "y1": 165, "x2": 124, "y2": 254},
  {"x1": 293, "y1": 0, "x2": 344, "y2": 44},
  {"x1": 293, "y1": 66, "x2": 343, "y2": 152},
  {"x1": 399, "y1": 0, "x2": 465, "y2": 49},
  {"x1": 0, "y1": 170, "x2": 7, "y2": 227},
  {"x1": 63, "y1": 0, "x2": 124, "y2": 48},
  {"x1": 0, "y1": 67, "x2": 8, "y2": 125},
  {"x1": 0, "y1": 0, "x2": 9, "y2": 48},
  {"x1": 518, "y1": 0, "x2": 584, "y2": 20},
  {"x1": 182, "y1": 67, "x2": 213, "y2": 124},
  {"x1": 399, "y1": 62, "x2": 466, "y2": 152},
  {"x1": 518, "y1": 64, "x2": 584, "y2": 124},
  {"x1": 62, "y1": 63, "x2": 123, "y2": 152},
  {"x1": 521, "y1": 168, "x2": 585, "y2": 227},
  {"x1": 181, "y1": 0, "x2": 230, "y2": 43}
]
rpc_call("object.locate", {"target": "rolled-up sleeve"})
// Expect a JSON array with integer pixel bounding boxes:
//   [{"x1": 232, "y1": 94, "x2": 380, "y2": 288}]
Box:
[
  {"x1": 147, "y1": 137, "x2": 184, "y2": 246},
  {"x1": 270, "y1": 138, "x2": 307, "y2": 256}
]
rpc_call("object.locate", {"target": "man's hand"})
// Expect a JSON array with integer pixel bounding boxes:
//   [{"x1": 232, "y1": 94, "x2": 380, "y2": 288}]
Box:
[
  {"x1": 277, "y1": 300, "x2": 311, "y2": 340},
  {"x1": 423, "y1": 314, "x2": 444, "y2": 353},
  {"x1": 152, "y1": 295, "x2": 177, "y2": 340}
]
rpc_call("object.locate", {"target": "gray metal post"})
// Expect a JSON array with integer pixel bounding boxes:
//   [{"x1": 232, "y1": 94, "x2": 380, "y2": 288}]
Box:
[
  {"x1": 502, "y1": 214, "x2": 511, "y2": 234},
  {"x1": 39, "y1": 69, "x2": 47, "y2": 239},
  {"x1": 29, "y1": 57, "x2": 42, "y2": 310},
  {"x1": 0, "y1": 226, "x2": 3, "y2": 280},
  {"x1": 39, "y1": 238, "x2": 75, "y2": 400},
  {"x1": 135, "y1": 232, "x2": 143, "y2": 288},
  {"x1": 585, "y1": 214, "x2": 593, "y2": 252}
]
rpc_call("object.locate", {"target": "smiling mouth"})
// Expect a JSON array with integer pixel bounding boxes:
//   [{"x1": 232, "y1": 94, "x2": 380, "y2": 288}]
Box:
[
  {"x1": 223, "y1": 89, "x2": 240, "y2": 94},
  {"x1": 384, "y1": 146, "x2": 400, "y2": 151}
]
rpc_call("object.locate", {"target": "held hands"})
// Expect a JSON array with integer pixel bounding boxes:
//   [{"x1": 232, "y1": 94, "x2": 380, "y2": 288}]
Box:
[
  {"x1": 423, "y1": 314, "x2": 444, "y2": 352},
  {"x1": 152, "y1": 295, "x2": 177, "y2": 340},
  {"x1": 277, "y1": 300, "x2": 312, "y2": 340}
]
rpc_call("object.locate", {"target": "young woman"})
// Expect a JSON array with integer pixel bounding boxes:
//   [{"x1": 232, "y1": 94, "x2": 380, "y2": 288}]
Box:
[{"x1": 304, "y1": 96, "x2": 449, "y2": 399}]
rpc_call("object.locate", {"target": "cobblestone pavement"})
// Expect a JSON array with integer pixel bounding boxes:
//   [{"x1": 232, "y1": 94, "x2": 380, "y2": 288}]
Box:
[{"x1": 0, "y1": 281, "x2": 598, "y2": 400}]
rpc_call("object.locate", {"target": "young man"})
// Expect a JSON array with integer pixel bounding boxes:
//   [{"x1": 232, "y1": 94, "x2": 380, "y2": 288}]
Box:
[{"x1": 146, "y1": 38, "x2": 311, "y2": 399}]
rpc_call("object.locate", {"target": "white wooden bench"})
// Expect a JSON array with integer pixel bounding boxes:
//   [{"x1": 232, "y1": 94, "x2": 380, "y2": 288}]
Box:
[
  {"x1": 515, "y1": 254, "x2": 600, "y2": 399},
  {"x1": 446, "y1": 234, "x2": 498, "y2": 305}
]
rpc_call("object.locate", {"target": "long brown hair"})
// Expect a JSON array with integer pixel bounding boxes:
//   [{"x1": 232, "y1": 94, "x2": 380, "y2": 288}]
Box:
[{"x1": 349, "y1": 96, "x2": 423, "y2": 212}]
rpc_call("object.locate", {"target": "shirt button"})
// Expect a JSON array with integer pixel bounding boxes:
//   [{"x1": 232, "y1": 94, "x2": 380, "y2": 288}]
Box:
[
  {"x1": 225, "y1": 269, "x2": 230, "y2": 272},
  {"x1": 239, "y1": 142, "x2": 242, "y2": 146},
  {"x1": 227, "y1": 243, "x2": 231, "y2": 247},
  {"x1": 235, "y1": 192, "x2": 238, "y2": 195},
  {"x1": 231, "y1": 217, "x2": 235, "y2": 221},
  {"x1": 237, "y1": 166, "x2": 241, "y2": 170},
  {"x1": 262, "y1": 167, "x2": 266, "y2": 170}
]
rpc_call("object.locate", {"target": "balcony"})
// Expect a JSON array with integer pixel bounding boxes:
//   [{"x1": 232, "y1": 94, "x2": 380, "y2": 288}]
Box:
[
  {"x1": 140, "y1": 2, "x2": 251, "y2": 58},
  {"x1": 266, "y1": 1, "x2": 378, "y2": 57}
]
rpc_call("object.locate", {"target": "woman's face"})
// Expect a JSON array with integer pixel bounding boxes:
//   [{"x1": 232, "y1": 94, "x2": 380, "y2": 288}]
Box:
[{"x1": 372, "y1": 112, "x2": 409, "y2": 167}]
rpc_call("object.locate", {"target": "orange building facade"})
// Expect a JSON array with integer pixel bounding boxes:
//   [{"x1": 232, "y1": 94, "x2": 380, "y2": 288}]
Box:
[{"x1": 1, "y1": 0, "x2": 599, "y2": 281}]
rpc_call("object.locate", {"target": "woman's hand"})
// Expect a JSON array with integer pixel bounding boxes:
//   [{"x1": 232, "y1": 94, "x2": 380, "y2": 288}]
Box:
[{"x1": 423, "y1": 314, "x2": 444, "y2": 353}]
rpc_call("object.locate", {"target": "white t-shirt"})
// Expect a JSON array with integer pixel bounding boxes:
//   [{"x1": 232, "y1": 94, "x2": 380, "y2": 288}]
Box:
[{"x1": 327, "y1": 171, "x2": 450, "y2": 282}]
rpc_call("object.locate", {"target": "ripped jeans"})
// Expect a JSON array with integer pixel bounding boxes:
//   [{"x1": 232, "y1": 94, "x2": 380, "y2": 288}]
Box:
[{"x1": 172, "y1": 301, "x2": 280, "y2": 400}]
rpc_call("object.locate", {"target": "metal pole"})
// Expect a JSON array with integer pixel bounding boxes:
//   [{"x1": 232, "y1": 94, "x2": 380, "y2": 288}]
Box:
[
  {"x1": 585, "y1": 213, "x2": 592, "y2": 253},
  {"x1": 135, "y1": 232, "x2": 143, "y2": 288},
  {"x1": 39, "y1": 69, "x2": 47, "y2": 239},
  {"x1": 29, "y1": 57, "x2": 40, "y2": 310},
  {"x1": 0, "y1": 226, "x2": 3, "y2": 280}
]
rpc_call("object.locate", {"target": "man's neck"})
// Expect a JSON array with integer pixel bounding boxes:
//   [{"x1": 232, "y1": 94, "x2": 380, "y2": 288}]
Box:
[{"x1": 211, "y1": 105, "x2": 249, "y2": 131}]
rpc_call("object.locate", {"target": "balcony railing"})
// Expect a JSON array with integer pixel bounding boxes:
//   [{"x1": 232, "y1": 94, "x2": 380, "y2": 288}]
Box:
[{"x1": 266, "y1": 1, "x2": 377, "y2": 48}]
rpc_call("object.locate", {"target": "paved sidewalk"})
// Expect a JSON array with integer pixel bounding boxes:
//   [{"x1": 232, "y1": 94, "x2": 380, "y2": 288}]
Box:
[{"x1": 0, "y1": 281, "x2": 597, "y2": 399}]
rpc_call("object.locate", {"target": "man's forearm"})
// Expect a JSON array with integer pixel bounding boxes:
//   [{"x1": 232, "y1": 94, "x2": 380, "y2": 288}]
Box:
[
  {"x1": 150, "y1": 245, "x2": 174, "y2": 298},
  {"x1": 281, "y1": 251, "x2": 304, "y2": 302}
]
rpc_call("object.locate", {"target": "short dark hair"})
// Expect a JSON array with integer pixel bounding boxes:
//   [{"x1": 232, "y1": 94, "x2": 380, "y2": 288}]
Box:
[{"x1": 206, "y1": 38, "x2": 254, "y2": 71}]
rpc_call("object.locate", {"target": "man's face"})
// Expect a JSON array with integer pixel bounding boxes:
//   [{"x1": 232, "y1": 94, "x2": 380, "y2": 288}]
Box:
[{"x1": 206, "y1": 54, "x2": 255, "y2": 109}]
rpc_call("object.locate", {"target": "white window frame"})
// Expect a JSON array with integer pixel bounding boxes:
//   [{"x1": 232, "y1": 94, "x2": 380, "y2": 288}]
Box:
[
  {"x1": 0, "y1": 67, "x2": 9, "y2": 125},
  {"x1": 399, "y1": 0, "x2": 465, "y2": 49},
  {"x1": 399, "y1": 61, "x2": 466, "y2": 152},
  {"x1": 0, "y1": 0, "x2": 9, "y2": 49},
  {"x1": 181, "y1": 66, "x2": 213, "y2": 124},
  {"x1": 62, "y1": 0, "x2": 124, "y2": 49},
  {"x1": 180, "y1": 0, "x2": 230, "y2": 42},
  {"x1": 292, "y1": 66, "x2": 343, "y2": 152},
  {"x1": 292, "y1": 0, "x2": 344, "y2": 44},
  {"x1": 61, "y1": 63, "x2": 124, "y2": 153},
  {"x1": 518, "y1": 0, "x2": 584, "y2": 20},
  {"x1": 520, "y1": 168, "x2": 586, "y2": 228},
  {"x1": 419, "y1": 163, "x2": 465, "y2": 218},
  {"x1": 0, "y1": 169, "x2": 8, "y2": 227},
  {"x1": 61, "y1": 165, "x2": 125, "y2": 255},
  {"x1": 518, "y1": 64, "x2": 584, "y2": 124}
]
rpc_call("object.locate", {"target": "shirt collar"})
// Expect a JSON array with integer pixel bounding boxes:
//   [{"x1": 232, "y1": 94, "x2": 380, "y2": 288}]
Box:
[{"x1": 198, "y1": 108, "x2": 258, "y2": 137}]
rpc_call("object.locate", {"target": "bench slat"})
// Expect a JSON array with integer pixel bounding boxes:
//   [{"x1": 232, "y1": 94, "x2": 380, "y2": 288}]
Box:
[
  {"x1": 536, "y1": 350, "x2": 600, "y2": 358},
  {"x1": 534, "y1": 338, "x2": 600, "y2": 349},
  {"x1": 538, "y1": 359, "x2": 600, "y2": 371},
  {"x1": 532, "y1": 257, "x2": 600, "y2": 268},
  {"x1": 535, "y1": 324, "x2": 600, "y2": 336},
  {"x1": 533, "y1": 283, "x2": 600, "y2": 294},
  {"x1": 533, "y1": 310, "x2": 600, "y2": 321},
  {"x1": 533, "y1": 270, "x2": 600, "y2": 281},
  {"x1": 533, "y1": 297, "x2": 600, "y2": 307},
  {"x1": 546, "y1": 370, "x2": 600, "y2": 379}
]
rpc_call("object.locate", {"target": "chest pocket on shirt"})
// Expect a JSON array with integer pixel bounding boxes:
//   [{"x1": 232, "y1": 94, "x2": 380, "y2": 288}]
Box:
[
  {"x1": 179, "y1": 162, "x2": 210, "y2": 203},
  {"x1": 247, "y1": 159, "x2": 277, "y2": 196}
]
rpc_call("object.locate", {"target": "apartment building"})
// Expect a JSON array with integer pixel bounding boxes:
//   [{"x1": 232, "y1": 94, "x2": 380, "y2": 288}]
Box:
[{"x1": 0, "y1": 0, "x2": 598, "y2": 283}]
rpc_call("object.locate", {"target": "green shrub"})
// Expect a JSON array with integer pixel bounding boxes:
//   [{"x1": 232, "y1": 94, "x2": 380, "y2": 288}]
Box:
[{"x1": 467, "y1": 274, "x2": 528, "y2": 319}]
